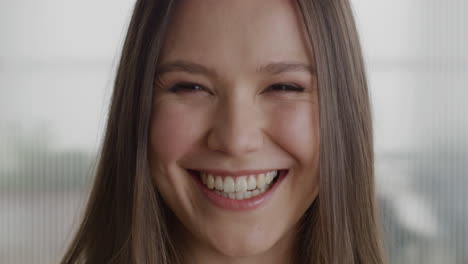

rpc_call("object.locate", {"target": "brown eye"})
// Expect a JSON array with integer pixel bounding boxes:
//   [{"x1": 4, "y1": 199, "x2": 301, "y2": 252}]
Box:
[
  {"x1": 267, "y1": 83, "x2": 305, "y2": 93},
  {"x1": 168, "y1": 82, "x2": 209, "y2": 93}
]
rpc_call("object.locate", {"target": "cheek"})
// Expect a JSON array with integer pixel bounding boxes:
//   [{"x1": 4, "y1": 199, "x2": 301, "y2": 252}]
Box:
[
  {"x1": 269, "y1": 101, "x2": 319, "y2": 161},
  {"x1": 149, "y1": 101, "x2": 207, "y2": 163},
  {"x1": 148, "y1": 101, "x2": 209, "y2": 219}
]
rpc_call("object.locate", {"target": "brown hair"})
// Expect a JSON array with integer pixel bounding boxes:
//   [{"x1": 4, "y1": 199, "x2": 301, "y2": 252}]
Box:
[{"x1": 60, "y1": 0, "x2": 387, "y2": 263}]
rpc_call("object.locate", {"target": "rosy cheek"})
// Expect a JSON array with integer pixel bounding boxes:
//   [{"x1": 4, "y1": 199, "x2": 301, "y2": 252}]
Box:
[
  {"x1": 269, "y1": 102, "x2": 319, "y2": 160},
  {"x1": 149, "y1": 102, "x2": 207, "y2": 163}
]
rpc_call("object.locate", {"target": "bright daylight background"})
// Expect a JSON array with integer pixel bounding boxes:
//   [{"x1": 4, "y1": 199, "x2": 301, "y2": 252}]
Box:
[{"x1": 1, "y1": 0, "x2": 467, "y2": 263}]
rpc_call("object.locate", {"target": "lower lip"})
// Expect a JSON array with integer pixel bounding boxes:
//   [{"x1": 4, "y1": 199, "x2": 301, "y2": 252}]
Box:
[{"x1": 191, "y1": 170, "x2": 288, "y2": 211}]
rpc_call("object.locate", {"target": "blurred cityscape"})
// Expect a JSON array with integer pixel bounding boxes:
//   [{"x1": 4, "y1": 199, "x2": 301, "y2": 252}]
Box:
[{"x1": 1, "y1": 0, "x2": 467, "y2": 263}]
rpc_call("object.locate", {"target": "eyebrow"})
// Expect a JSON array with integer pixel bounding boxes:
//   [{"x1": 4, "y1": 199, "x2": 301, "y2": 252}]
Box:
[
  {"x1": 257, "y1": 61, "x2": 316, "y2": 75},
  {"x1": 157, "y1": 60, "x2": 216, "y2": 77},
  {"x1": 156, "y1": 60, "x2": 316, "y2": 77}
]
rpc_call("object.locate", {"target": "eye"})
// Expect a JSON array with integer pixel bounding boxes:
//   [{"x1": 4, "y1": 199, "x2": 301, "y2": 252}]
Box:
[
  {"x1": 168, "y1": 82, "x2": 211, "y2": 94},
  {"x1": 266, "y1": 83, "x2": 305, "y2": 93}
]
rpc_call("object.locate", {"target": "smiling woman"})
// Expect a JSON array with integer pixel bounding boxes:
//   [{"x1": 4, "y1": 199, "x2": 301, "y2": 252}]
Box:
[{"x1": 60, "y1": 0, "x2": 387, "y2": 263}]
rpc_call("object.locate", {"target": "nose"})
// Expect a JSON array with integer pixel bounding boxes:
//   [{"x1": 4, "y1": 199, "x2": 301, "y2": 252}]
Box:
[{"x1": 207, "y1": 96, "x2": 264, "y2": 156}]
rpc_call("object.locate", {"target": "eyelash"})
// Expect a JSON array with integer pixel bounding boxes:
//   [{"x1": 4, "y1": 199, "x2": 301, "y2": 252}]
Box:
[
  {"x1": 168, "y1": 82, "x2": 209, "y2": 93},
  {"x1": 266, "y1": 83, "x2": 305, "y2": 93},
  {"x1": 168, "y1": 82, "x2": 305, "y2": 94}
]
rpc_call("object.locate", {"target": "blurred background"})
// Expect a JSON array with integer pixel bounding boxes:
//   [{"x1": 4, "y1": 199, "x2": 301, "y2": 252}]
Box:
[{"x1": 0, "y1": 0, "x2": 466, "y2": 263}]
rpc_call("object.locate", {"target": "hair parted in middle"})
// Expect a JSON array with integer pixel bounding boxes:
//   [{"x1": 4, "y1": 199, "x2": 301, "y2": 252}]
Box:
[{"x1": 60, "y1": 1, "x2": 387, "y2": 263}]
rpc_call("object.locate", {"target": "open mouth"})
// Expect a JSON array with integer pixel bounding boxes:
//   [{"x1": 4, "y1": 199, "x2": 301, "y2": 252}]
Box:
[{"x1": 188, "y1": 169, "x2": 287, "y2": 200}]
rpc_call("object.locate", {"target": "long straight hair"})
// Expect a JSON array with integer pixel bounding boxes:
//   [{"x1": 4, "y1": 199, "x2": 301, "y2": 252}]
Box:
[{"x1": 60, "y1": 0, "x2": 387, "y2": 263}]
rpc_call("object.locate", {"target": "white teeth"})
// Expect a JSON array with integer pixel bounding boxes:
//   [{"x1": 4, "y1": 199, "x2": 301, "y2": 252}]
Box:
[
  {"x1": 235, "y1": 177, "x2": 248, "y2": 192},
  {"x1": 207, "y1": 174, "x2": 215, "y2": 189},
  {"x1": 271, "y1": 170, "x2": 278, "y2": 178},
  {"x1": 247, "y1": 175, "x2": 257, "y2": 190},
  {"x1": 257, "y1": 173, "x2": 266, "y2": 189},
  {"x1": 265, "y1": 172, "x2": 273, "y2": 184},
  {"x1": 223, "y1": 177, "x2": 235, "y2": 193},
  {"x1": 199, "y1": 170, "x2": 280, "y2": 197},
  {"x1": 214, "y1": 187, "x2": 271, "y2": 200},
  {"x1": 215, "y1": 176, "x2": 223, "y2": 190}
]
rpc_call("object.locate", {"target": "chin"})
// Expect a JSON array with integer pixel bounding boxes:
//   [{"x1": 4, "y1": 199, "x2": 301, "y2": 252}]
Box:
[
  {"x1": 204, "y1": 227, "x2": 282, "y2": 258},
  {"x1": 212, "y1": 240, "x2": 272, "y2": 258}
]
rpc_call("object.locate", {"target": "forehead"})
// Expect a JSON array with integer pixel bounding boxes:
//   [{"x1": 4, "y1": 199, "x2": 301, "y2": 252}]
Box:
[{"x1": 159, "y1": 0, "x2": 313, "y2": 72}]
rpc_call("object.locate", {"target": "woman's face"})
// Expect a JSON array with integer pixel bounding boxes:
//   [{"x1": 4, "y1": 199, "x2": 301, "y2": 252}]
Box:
[{"x1": 149, "y1": 0, "x2": 319, "y2": 259}]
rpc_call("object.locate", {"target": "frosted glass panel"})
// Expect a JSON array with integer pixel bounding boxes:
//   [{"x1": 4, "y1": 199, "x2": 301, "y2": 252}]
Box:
[
  {"x1": 1, "y1": 0, "x2": 467, "y2": 263},
  {"x1": 0, "y1": 1, "x2": 134, "y2": 263},
  {"x1": 354, "y1": 0, "x2": 468, "y2": 263}
]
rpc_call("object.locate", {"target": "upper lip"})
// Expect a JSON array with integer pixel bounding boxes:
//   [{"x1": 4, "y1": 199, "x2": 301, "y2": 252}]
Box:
[{"x1": 189, "y1": 168, "x2": 285, "y2": 177}]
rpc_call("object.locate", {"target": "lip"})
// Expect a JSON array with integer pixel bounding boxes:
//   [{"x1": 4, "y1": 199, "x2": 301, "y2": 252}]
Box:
[
  {"x1": 191, "y1": 168, "x2": 283, "y2": 178},
  {"x1": 189, "y1": 169, "x2": 289, "y2": 211}
]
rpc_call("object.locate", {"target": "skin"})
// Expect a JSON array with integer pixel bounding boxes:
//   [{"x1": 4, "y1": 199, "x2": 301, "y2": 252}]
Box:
[{"x1": 149, "y1": 0, "x2": 320, "y2": 263}]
